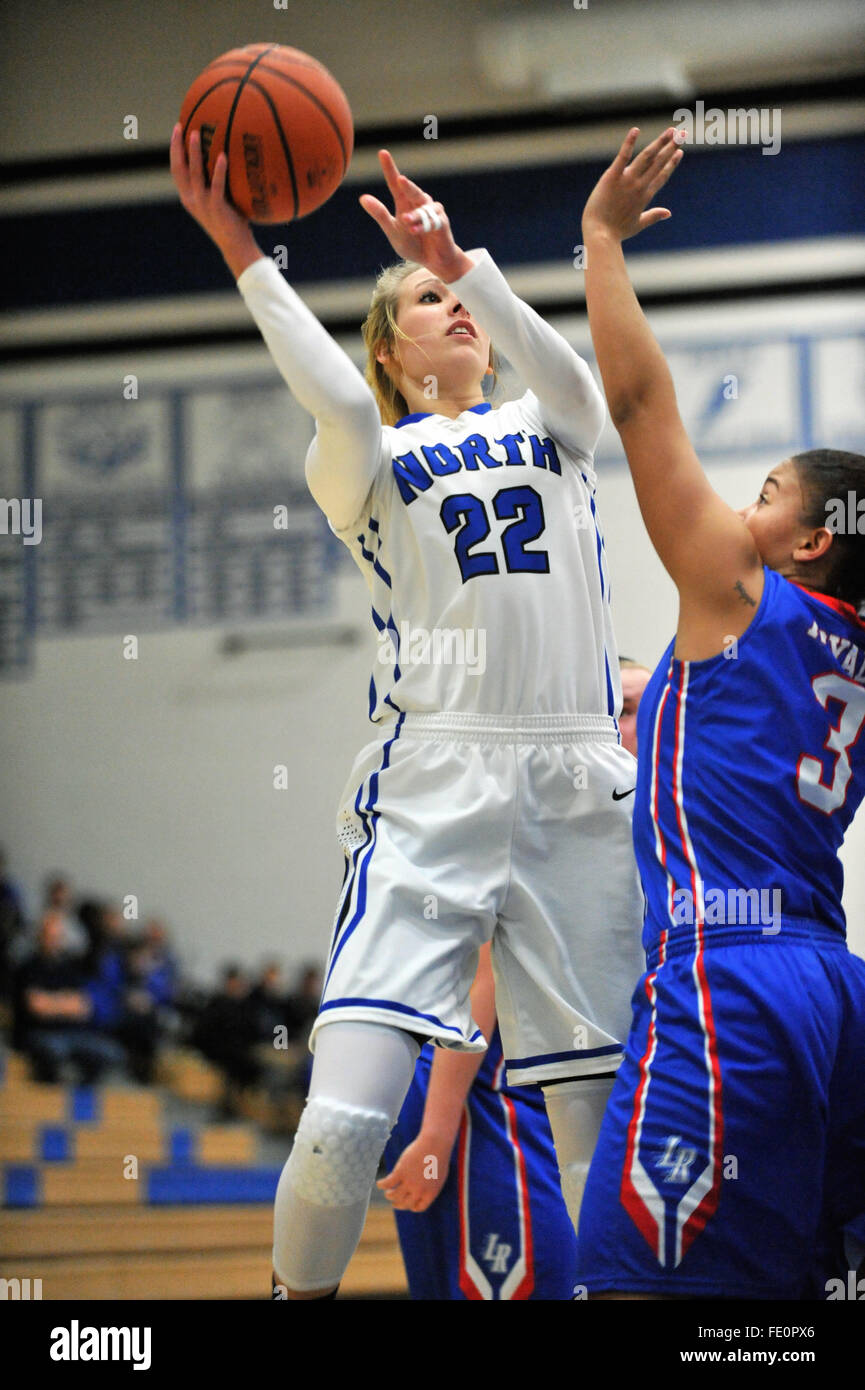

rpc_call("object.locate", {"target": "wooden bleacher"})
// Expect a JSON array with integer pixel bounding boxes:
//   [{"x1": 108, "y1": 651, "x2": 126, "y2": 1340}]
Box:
[{"x1": 0, "y1": 1051, "x2": 407, "y2": 1299}]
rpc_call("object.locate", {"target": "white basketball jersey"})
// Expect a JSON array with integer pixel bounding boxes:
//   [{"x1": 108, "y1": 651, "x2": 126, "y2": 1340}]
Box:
[
  {"x1": 334, "y1": 394, "x2": 621, "y2": 721},
  {"x1": 236, "y1": 247, "x2": 622, "y2": 722}
]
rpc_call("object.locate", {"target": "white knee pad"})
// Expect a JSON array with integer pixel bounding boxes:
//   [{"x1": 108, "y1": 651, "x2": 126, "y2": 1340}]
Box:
[{"x1": 288, "y1": 1096, "x2": 392, "y2": 1207}]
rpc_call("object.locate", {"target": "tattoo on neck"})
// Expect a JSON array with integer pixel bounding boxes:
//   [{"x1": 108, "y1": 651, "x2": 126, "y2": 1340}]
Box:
[{"x1": 734, "y1": 579, "x2": 757, "y2": 607}]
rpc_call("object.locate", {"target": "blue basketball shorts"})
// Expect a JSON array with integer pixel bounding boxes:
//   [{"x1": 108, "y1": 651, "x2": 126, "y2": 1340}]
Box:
[
  {"x1": 575, "y1": 925, "x2": 865, "y2": 1300},
  {"x1": 385, "y1": 1053, "x2": 578, "y2": 1300}
]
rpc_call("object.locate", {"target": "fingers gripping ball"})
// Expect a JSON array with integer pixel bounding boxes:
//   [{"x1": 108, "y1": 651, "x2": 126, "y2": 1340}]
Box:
[
  {"x1": 288, "y1": 1097, "x2": 392, "y2": 1206},
  {"x1": 179, "y1": 43, "x2": 353, "y2": 223}
]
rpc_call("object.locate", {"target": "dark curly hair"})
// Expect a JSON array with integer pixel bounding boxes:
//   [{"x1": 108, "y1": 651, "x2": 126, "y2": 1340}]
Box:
[{"x1": 791, "y1": 448, "x2": 865, "y2": 611}]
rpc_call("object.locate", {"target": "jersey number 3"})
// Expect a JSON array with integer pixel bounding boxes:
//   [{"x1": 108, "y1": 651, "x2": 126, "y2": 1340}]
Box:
[
  {"x1": 440, "y1": 486, "x2": 550, "y2": 582},
  {"x1": 797, "y1": 672, "x2": 865, "y2": 815}
]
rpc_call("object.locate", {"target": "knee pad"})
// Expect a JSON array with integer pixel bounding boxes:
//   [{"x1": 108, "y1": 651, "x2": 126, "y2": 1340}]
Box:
[{"x1": 288, "y1": 1096, "x2": 392, "y2": 1207}]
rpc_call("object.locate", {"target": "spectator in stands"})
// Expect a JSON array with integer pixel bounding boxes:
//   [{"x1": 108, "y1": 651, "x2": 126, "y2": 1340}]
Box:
[
  {"x1": 119, "y1": 942, "x2": 163, "y2": 1084},
  {"x1": 249, "y1": 959, "x2": 288, "y2": 1042},
  {"x1": 81, "y1": 903, "x2": 178, "y2": 1085},
  {"x1": 140, "y1": 918, "x2": 180, "y2": 1010},
  {"x1": 280, "y1": 962, "x2": 323, "y2": 1100},
  {"x1": 14, "y1": 914, "x2": 125, "y2": 1083},
  {"x1": 284, "y1": 962, "x2": 323, "y2": 1044},
  {"x1": 0, "y1": 847, "x2": 26, "y2": 1003},
  {"x1": 82, "y1": 902, "x2": 127, "y2": 1036},
  {"x1": 43, "y1": 874, "x2": 87, "y2": 956},
  {"x1": 193, "y1": 964, "x2": 263, "y2": 1119}
]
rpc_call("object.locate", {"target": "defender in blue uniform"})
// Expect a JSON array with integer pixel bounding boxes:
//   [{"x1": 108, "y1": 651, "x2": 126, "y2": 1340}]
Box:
[
  {"x1": 384, "y1": 1024, "x2": 578, "y2": 1300},
  {"x1": 576, "y1": 127, "x2": 865, "y2": 1299}
]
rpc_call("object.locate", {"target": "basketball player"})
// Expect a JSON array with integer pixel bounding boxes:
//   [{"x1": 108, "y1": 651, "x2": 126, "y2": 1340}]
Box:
[
  {"x1": 575, "y1": 126, "x2": 865, "y2": 1299},
  {"x1": 170, "y1": 128, "x2": 644, "y2": 1299},
  {"x1": 380, "y1": 943, "x2": 577, "y2": 1300}
]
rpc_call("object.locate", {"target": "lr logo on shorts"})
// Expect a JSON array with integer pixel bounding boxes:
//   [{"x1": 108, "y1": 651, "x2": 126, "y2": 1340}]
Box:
[
  {"x1": 482, "y1": 1233, "x2": 513, "y2": 1274},
  {"x1": 657, "y1": 1135, "x2": 698, "y2": 1183}
]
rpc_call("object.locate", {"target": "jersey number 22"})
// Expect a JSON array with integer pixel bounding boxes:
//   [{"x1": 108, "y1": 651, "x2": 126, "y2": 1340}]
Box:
[{"x1": 440, "y1": 486, "x2": 550, "y2": 582}]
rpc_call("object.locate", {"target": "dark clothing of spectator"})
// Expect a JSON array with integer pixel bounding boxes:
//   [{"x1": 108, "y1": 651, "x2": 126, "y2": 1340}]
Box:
[
  {"x1": 194, "y1": 991, "x2": 262, "y2": 1087},
  {"x1": 283, "y1": 990, "x2": 320, "y2": 1043},
  {"x1": 193, "y1": 985, "x2": 263, "y2": 1118},
  {"x1": 87, "y1": 947, "x2": 126, "y2": 1030},
  {"x1": 249, "y1": 981, "x2": 288, "y2": 1042},
  {"x1": 0, "y1": 873, "x2": 25, "y2": 1001},
  {"x1": 144, "y1": 954, "x2": 178, "y2": 1009},
  {"x1": 14, "y1": 949, "x2": 124, "y2": 1083}
]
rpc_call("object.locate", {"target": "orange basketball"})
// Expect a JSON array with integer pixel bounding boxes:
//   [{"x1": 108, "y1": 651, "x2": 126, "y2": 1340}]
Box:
[{"x1": 179, "y1": 43, "x2": 353, "y2": 223}]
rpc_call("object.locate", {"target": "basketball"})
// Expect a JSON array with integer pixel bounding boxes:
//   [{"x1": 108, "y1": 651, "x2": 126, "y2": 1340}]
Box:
[{"x1": 179, "y1": 43, "x2": 353, "y2": 223}]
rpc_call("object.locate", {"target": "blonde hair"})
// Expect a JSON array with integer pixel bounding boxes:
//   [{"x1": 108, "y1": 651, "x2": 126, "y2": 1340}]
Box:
[{"x1": 361, "y1": 260, "x2": 499, "y2": 427}]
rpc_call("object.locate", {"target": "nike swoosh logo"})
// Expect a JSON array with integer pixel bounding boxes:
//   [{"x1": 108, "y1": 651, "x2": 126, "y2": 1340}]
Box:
[{"x1": 612, "y1": 787, "x2": 636, "y2": 801}]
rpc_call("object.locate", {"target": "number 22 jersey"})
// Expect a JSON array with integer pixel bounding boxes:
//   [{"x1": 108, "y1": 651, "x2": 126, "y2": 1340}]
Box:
[
  {"x1": 338, "y1": 391, "x2": 618, "y2": 722},
  {"x1": 237, "y1": 248, "x2": 621, "y2": 723}
]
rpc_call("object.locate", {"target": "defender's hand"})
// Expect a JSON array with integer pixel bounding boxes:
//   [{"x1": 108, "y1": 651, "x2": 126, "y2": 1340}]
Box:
[
  {"x1": 376, "y1": 1134, "x2": 450, "y2": 1212},
  {"x1": 582, "y1": 127, "x2": 684, "y2": 243}
]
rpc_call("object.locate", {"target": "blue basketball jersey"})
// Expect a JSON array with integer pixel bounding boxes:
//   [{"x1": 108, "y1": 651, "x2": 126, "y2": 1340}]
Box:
[{"x1": 634, "y1": 568, "x2": 865, "y2": 952}]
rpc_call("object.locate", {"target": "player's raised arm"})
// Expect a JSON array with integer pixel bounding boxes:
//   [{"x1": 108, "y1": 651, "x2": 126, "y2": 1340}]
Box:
[
  {"x1": 360, "y1": 152, "x2": 605, "y2": 459},
  {"x1": 582, "y1": 129, "x2": 765, "y2": 629},
  {"x1": 170, "y1": 125, "x2": 382, "y2": 532}
]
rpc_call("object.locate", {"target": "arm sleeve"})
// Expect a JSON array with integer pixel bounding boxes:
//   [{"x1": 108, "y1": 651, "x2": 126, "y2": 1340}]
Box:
[
  {"x1": 236, "y1": 256, "x2": 384, "y2": 530},
  {"x1": 446, "y1": 248, "x2": 606, "y2": 459}
]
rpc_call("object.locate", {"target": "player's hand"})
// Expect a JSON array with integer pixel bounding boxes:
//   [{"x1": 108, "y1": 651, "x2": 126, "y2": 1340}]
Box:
[
  {"x1": 376, "y1": 1135, "x2": 450, "y2": 1212},
  {"x1": 582, "y1": 127, "x2": 684, "y2": 243},
  {"x1": 170, "y1": 124, "x2": 260, "y2": 275},
  {"x1": 359, "y1": 151, "x2": 473, "y2": 284}
]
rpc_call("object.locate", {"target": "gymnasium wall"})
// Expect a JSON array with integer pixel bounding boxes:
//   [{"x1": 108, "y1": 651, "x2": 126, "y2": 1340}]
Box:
[{"x1": 2, "y1": 0, "x2": 864, "y2": 976}]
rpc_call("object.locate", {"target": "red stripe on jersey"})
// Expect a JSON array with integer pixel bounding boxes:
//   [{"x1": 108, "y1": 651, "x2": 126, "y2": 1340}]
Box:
[
  {"x1": 500, "y1": 1092, "x2": 535, "y2": 1300},
  {"x1": 456, "y1": 1110, "x2": 486, "y2": 1300},
  {"x1": 680, "y1": 938, "x2": 724, "y2": 1258},
  {"x1": 791, "y1": 582, "x2": 865, "y2": 632},
  {"x1": 648, "y1": 661, "x2": 675, "y2": 922},
  {"x1": 620, "y1": 932, "x2": 667, "y2": 1259},
  {"x1": 668, "y1": 664, "x2": 724, "y2": 1262}
]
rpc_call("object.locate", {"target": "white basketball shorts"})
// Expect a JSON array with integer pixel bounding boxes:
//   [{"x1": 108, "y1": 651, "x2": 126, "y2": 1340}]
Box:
[{"x1": 312, "y1": 711, "x2": 645, "y2": 1086}]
